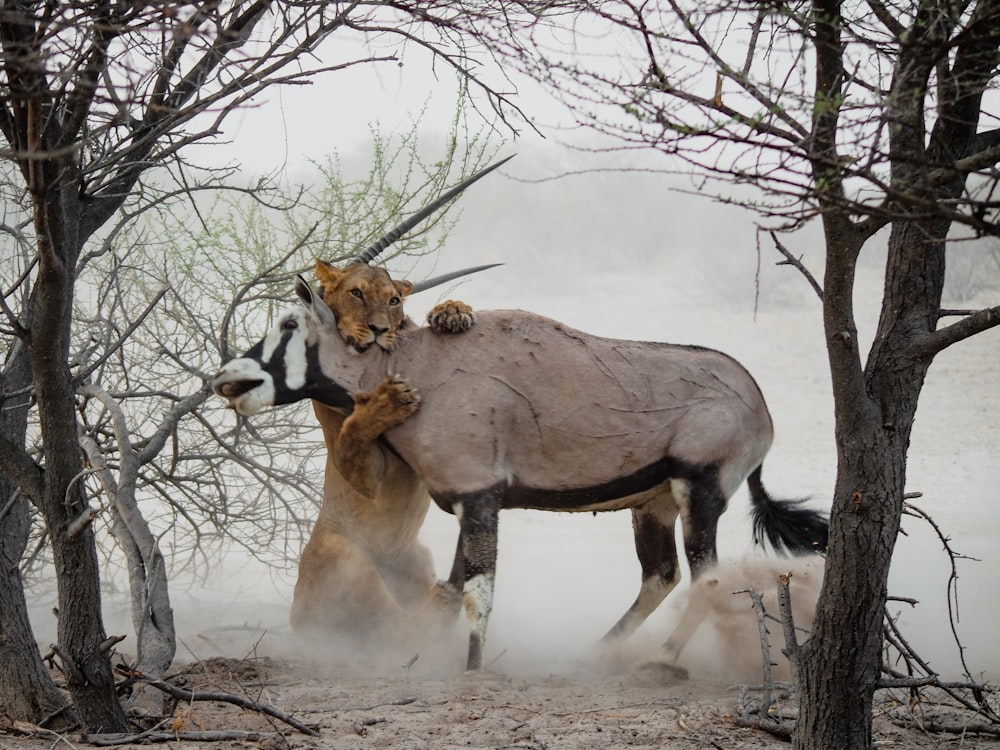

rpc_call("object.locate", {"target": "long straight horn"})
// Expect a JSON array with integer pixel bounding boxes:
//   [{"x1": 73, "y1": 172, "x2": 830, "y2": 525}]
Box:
[
  {"x1": 411, "y1": 263, "x2": 503, "y2": 294},
  {"x1": 350, "y1": 155, "x2": 514, "y2": 265}
]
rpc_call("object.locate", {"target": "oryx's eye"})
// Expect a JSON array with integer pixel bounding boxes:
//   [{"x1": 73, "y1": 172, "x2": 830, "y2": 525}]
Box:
[
  {"x1": 351, "y1": 289, "x2": 363, "y2": 299},
  {"x1": 282, "y1": 319, "x2": 298, "y2": 331},
  {"x1": 389, "y1": 296, "x2": 400, "y2": 306}
]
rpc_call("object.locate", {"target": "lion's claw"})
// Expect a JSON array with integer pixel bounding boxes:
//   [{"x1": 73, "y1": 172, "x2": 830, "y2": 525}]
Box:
[{"x1": 427, "y1": 300, "x2": 476, "y2": 334}]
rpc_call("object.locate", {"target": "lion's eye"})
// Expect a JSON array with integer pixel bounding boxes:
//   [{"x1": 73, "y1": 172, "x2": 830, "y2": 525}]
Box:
[
  {"x1": 282, "y1": 318, "x2": 298, "y2": 331},
  {"x1": 350, "y1": 289, "x2": 363, "y2": 300},
  {"x1": 389, "y1": 296, "x2": 400, "y2": 306}
]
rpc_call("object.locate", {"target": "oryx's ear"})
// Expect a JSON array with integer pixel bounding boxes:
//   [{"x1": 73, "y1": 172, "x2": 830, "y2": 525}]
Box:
[{"x1": 295, "y1": 275, "x2": 336, "y2": 327}]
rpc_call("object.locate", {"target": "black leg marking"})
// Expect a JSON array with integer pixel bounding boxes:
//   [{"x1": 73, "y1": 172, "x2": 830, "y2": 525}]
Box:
[{"x1": 677, "y1": 472, "x2": 727, "y2": 580}]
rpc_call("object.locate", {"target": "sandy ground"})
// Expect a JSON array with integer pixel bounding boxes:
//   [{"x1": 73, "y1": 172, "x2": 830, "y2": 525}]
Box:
[
  {"x1": 5, "y1": 557, "x2": 997, "y2": 749},
  {"x1": 3, "y1": 652, "x2": 995, "y2": 749}
]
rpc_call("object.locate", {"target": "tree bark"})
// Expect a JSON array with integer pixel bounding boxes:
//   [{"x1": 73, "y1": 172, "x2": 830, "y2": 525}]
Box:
[
  {"x1": 0, "y1": 331, "x2": 76, "y2": 727},
  {"x1": 25, "y1": 158, "x2": 127, "y2": 733}
]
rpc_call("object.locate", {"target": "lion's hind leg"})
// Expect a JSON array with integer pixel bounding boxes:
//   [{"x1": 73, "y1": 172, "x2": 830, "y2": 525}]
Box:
[{"x1": 291, "y1": 523, "x2": 411, "y2": 643}]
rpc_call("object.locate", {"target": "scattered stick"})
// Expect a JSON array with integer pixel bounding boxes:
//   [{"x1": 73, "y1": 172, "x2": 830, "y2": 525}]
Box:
[
  {"x1": 775, "y1": 572, "x2": 802, "y2": 687},
  {"x1": 340, "y1": 696, "x2": 417, "y2": 712},
  {"x1": 83, "y1": 730, "x2": 281, "y2": 745},
  {"x1": 138, "y1": 676, "x2": 318, "y2": 736},
  {"x1": 732, "y1": 586, "x2": 796, "y2": 740},
  {"x1": 890, "y1": 718, "x2": 1000, "y2": 737},
  {"x1": 353, "y1": 717, "x2": 385, "y2": 736}
]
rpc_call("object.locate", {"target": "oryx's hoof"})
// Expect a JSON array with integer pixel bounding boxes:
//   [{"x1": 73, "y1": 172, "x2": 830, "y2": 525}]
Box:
[{"x1": 427, "y1": 300, "x2": 476, "y2": 334}]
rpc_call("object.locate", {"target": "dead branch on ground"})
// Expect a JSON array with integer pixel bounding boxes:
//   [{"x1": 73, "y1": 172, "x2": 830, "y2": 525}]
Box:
[
  {"x1": 731, "y1": 584, "x2": 798, "y2": 739},
  {"x1": 734, "y1": 530, "x2": 997, "y2": 741},
  {"x1": 111, "y1": 665, "x2": 318, "y2": 737}
]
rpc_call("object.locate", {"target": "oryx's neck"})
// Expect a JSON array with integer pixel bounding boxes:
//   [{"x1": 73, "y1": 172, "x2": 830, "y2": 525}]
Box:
[{"x1": 314, "y1": 338, "x2": 398, "y2": 405}]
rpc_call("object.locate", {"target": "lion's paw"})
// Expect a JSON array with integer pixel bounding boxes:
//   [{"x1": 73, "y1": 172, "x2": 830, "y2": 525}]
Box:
[
  {"x1": 353, "y1": 376, "x2": 420, "y2": 432},
  {"x1": 427, "y1": 300, "x2": 476, "y2": 334},
  {"x1": 374, "y1": 375, "x2": 420, "y2": 415}
]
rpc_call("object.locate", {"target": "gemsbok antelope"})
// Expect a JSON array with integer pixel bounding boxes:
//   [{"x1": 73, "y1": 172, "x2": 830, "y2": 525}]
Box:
[{"x1": 214, "y1": 278, "x2": 828, "y2": 671}]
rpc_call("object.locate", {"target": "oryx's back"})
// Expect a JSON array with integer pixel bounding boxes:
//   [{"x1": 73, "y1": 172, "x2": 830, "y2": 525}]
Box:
[{"x1": 387, "y1": 310, "x2": 773, "y2": 501}]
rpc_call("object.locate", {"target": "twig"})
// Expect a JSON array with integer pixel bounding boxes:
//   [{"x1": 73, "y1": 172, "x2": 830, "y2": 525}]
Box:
[
  {"x1": 341, "y1": 697, "x2": 418, "y2": 712},
  {"x1": 82, "y1": 730, "x2": 281, "y2": 745},
  {"x1": 48, "y1": 644, "x2": 88, "y2": 685},
  {"x1": 732, "y1": 714, "x2": 793, "y2": 739},
  {"x1": 879, "y1": 672, "x2": 987, "y2": 690},
  {"x1": 770, "y1": 231, "x2": 824, "y2": 300},
  {"x1": 902, "y1": 503, "x2": 980, "y2": 676},
  {"x1": 890, "y1": 718, "x2": 1000, "y2": 737},
  {"x1": 353, "y1": 717, "x2": 385, "y2": 736},
  {"x1": 733, "y1": 587, "x2": 798, "y2": 740},
  {"x1": 138, "y1": 677, "x2": 319, "y2": 736},
  {"x1": 776, "y1": 572, "x2": 802, "y2": 687}
]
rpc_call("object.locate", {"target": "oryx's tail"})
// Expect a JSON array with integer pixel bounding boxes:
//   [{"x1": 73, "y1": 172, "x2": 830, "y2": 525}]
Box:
[{"x1": 747, "y1": 466, "x2": 828, "y2": 554}]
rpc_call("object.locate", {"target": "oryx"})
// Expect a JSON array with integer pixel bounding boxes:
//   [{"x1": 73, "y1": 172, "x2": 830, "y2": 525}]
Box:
[{"x1": 214, "y1": 278, "x2": 828, "y2": 671}]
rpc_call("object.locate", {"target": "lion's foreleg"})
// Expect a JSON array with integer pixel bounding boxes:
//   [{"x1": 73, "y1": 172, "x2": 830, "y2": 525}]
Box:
[{"x1": 333, "y1": 375, "x2": 420, "y2": 497}]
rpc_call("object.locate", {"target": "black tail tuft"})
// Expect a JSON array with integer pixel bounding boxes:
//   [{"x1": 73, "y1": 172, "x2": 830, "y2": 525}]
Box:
[{"x1": 747, "y1": 466, "x2": 828, "y2": 555}]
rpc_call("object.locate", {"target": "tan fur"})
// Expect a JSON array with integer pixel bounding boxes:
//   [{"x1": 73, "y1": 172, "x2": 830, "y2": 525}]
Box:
[{"x1": 291, "y1": 261, "x2": 469, "y2": 644}]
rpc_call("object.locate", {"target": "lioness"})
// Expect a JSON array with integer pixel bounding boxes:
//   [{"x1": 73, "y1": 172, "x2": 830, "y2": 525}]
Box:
[{"x1": 290, "y1": 260, "x2": 469, "y2": 644}]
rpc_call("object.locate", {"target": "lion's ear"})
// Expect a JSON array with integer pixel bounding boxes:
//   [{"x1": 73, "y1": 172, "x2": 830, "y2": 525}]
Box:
[
  {"x1": 315, "y1": 259, "x2": 345, "y2": 288},
  {"x1": 394, "y1": 279, "x2": 414, "y2": 299}
]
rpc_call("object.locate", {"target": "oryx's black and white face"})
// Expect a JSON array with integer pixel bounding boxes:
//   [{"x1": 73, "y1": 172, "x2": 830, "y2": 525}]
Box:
[{"x1": 212, "y1": 278, "x2": 356, "y2": 416}]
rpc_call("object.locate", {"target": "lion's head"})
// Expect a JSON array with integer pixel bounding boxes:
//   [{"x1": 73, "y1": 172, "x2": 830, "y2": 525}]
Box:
[{"x1": 314, "y1": 260, "x2": 414, "y2": 352}]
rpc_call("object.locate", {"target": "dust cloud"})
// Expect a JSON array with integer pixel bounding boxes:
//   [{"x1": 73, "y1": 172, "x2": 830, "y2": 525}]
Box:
[{"x1": 23, "y1": 144, "x2": 999, "y2": 689}]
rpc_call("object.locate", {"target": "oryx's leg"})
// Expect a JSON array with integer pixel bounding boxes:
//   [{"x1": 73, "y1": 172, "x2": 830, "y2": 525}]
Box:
[
  {"x1": 661, "y1": 474, "x2": 727, "y2": 661},
  {"x1": 453, "y1": 488, "x2": 502, "y2": 670},
  {"x1": 601, "y1": 493, "x2": 680, "y2": 644},
  {"x1": 332, "y1": 376, "x2": 420, "y2": 497}
]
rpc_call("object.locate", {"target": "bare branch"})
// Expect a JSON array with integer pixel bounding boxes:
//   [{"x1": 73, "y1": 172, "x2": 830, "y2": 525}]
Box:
[
  {"x1": 770, "y1": 231, "x2": 824, "y2": 300},
  {"x1": 914, "y1": 304, "x2": 1000, "y2": 359}
]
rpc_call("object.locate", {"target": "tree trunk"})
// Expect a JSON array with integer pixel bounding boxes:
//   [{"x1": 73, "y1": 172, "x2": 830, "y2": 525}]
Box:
[
  {"x1": 0, "y1": 497, "x2": 78, "y2": 729},
  {"x1": 26, "y1": 166, "x2": 128, "y2": 733},
  {"x1": 795, "y1": 213, "x2": 942, "y2": 748},
  {"x1": 0, "y1": 337, "x2": 75, "y2": 727},
  {"x1": 795, "y1": 426, "x2": 907, "y2": 747}
]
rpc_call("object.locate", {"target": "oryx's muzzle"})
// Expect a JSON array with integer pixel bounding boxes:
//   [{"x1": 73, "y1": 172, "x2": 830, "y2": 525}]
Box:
[{"x1": 212, "y1": 359, "x2": 275, "y2": 416}]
